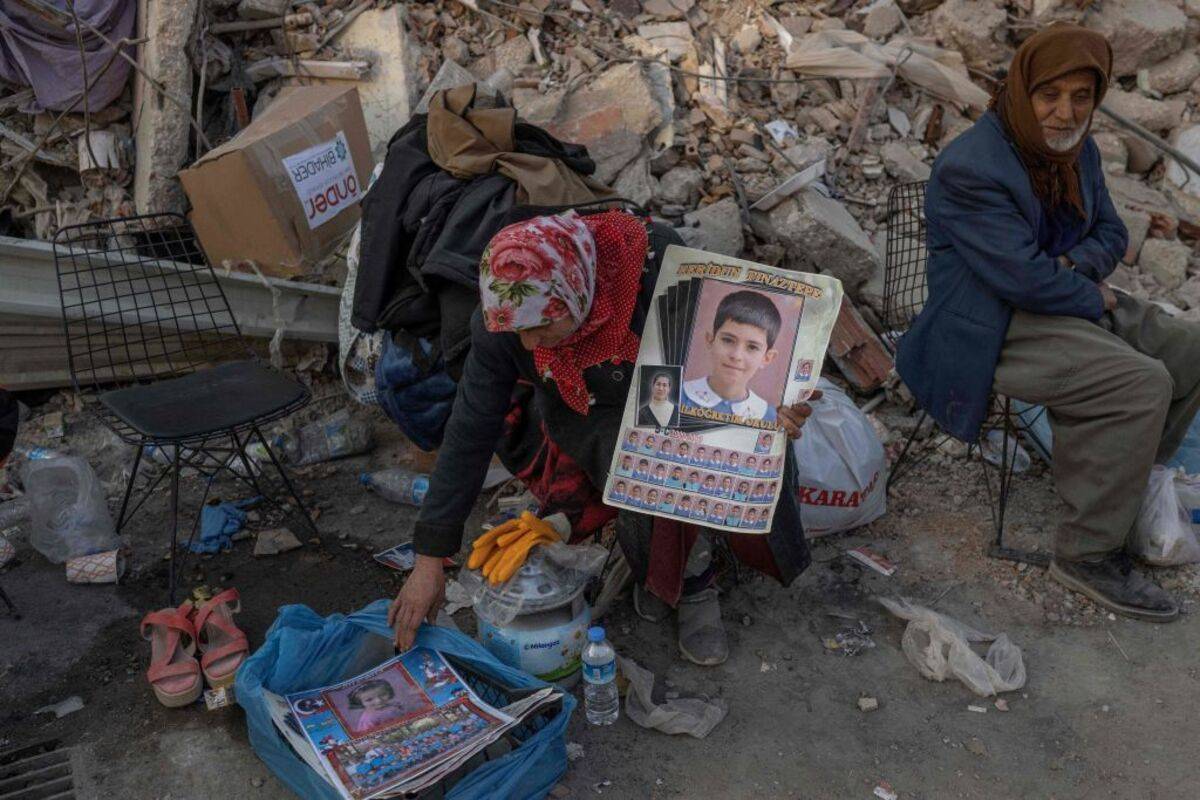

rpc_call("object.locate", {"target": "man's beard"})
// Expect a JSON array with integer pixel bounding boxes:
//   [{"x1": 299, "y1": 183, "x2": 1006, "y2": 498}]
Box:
[{"x1": 1043, "y1": 118, "x2": 1090, "y2": 152}]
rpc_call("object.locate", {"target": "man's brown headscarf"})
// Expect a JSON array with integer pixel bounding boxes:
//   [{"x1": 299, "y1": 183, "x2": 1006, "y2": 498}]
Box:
[{"x1": 989, "y1": 24, "x2": 1112, "y2": 218}]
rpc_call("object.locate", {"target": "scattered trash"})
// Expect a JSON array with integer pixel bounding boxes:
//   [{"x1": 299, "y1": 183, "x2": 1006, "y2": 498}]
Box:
[
  {"x1": 0, "y1": 532, "x2": 14, "y2": 567},
  {"x1": 360, "y1": 468, "x2": 429, "y2": 506},
  {"x1": 846, "y1": 546, "x2": 897, "y2": 577},
  {"x1": 276, "y1": 409, "x2": 374, "y2": 466},
  {"x1": 617, "y1": 656, "x2": 727, "y2": 738},
  {"x1": 994, "y1": 698, "x2": 1009, "y2": 712},
  {"x1": 253, "y1": 528, "x2": 303, "y2": 557},
  {"x1": 65, "y1": 548, "x2": 124, "y2": 584},
  {"x1": 34, "y1": 695, "x2": 84, "y2": 719},
  {"x1": 583, "y1": 627, "x2": 619, "y2": 725},
  {"x1": 967, "y1": 704, "x2": 987, "y2": 714},
  {"x1": 0, "y1": 496, "x2": 29, "y2": 529},
  {"x1": 858, "y1": 695, "x2": 880, "y2": 712},
  {"x1": 194, "y1": 497, "x2": 260, "y2": 554},
  {"x1": 1131, "y1": 466, "x2": 1200, "y2": 566},
  {"x1": 373, "y1": 542, "x2": 416, "y2": 571},
  {"x1": 873, "y1": 782, "x2": 899, "y2": 800},
  {"x1": 22, "y1": 455, "x2": 117, "y2": 564},
  {"x1": 565, "y1": 742, "x2": 585, "y2": 762},
  {"x1": 204, "y1": 686, "x2": 236, "y2": 711},
  {"x1": 823, "y1": 620, "x2": 877, "y2": 657},
  {"x1": 879, "y1": 596, "x2": 1026, "y2": 697}
]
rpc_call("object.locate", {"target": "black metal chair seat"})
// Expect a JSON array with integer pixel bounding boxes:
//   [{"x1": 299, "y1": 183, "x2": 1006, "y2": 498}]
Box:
[{"x1": 100, "y1": 360, "x2": 306, "y2": 443}]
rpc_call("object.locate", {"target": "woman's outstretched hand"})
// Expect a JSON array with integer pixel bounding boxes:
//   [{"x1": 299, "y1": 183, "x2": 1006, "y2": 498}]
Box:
[
  {"x1": 776, "y1": 389, "x2": 823, "y2": 439},
  {"x1": 388, "y1": 555, "x2": 446, "y2": 651}
]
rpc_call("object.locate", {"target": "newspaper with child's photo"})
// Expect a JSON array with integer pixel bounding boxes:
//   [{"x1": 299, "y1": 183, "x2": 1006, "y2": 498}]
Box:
[
  {"x1": 604, "y1": 245, "x2": 842, "y2": 533},
  {"x1": 284, "y1": 647, "x2": 514, "y2": 799}
]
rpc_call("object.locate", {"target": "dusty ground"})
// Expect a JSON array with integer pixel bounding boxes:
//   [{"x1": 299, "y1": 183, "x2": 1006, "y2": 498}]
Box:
[{"x1": 3, "y1": 399, "x2": 1200, "y2": 800}]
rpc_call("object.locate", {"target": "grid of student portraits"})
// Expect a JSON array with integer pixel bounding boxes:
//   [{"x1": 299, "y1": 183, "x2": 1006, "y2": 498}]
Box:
[{"x1": 608, "y1": 427, "x2": 780, "y2": 530}]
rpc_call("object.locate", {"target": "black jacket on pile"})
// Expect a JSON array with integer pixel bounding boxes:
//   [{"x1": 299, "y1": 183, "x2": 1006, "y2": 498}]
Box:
[{"x1": 353, "y1": 113, "x2": 598, "y2": 378}]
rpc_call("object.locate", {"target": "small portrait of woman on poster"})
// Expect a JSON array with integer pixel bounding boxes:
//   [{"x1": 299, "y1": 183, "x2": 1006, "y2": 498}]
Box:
[{"x1": 636, "y1": 366, "x2": 681, "y2": 429}]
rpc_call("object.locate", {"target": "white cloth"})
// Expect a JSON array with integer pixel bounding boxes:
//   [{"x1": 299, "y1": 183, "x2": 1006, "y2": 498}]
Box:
[
  {"x1": 682, "y1": 377, "x2": 770, "y2": 421},
  {"x1": 648, "y1": 400, "x2": 675, "y2": 427}
]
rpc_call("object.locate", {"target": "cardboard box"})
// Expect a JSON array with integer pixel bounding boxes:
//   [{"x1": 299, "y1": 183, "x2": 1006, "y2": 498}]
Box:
[{"x1": 180, "y1": 85, "x2": 373, "y2": 278}]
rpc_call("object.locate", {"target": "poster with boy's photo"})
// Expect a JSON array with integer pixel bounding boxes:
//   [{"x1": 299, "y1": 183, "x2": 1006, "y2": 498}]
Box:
[{"x1": 603, "y1": 245, "x2": 842, "y2": 533}]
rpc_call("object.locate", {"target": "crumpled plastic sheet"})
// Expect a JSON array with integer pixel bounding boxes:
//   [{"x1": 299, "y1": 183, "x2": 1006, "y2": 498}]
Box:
[
  {"x1": 878, "y1": 596, "x2": 1026, "y2": 697},
  {"x1": 617, "y1": 656, "x2": 727, "y2": 739}
]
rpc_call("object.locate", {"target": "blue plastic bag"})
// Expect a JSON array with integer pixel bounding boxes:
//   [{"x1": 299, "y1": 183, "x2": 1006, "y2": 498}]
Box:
[{"x1": 237, "y1": 601, "x2": 573, "y2": 800}]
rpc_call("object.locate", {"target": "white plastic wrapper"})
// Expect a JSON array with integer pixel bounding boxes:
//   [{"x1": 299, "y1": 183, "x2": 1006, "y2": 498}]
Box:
[
  {"x1": 878, "y1": 596, "x2": 1026, "y2": 697},
  {"x1": 1131, "y1": 465, "x2": 1200, "y2": 566}
]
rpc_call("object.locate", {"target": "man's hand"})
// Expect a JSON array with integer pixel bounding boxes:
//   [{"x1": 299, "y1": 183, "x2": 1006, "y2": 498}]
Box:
[
  {"x1": 1099, "y1": 283, "x2": 1117, "y2": 312},
  {"x1": 776, "y1": 389, "x2": 823, "y2": 439},
  {"x1": 388, "y1": 555, "x2": 446, "y2": 651}
]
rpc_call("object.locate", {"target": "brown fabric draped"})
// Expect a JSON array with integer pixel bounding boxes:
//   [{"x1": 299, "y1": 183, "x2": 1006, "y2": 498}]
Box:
[
  {"x1": 426, "y1": 84, "x2": 610, "y2": 206},
  {"x1": 989, "y1": 24, "x2": 1112, "y2": 218}
]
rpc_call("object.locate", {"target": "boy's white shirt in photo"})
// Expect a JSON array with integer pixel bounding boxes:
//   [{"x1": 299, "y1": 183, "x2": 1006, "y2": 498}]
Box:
[{"x1": 682, "y1": 376, "x2": 771, "y2": 421}]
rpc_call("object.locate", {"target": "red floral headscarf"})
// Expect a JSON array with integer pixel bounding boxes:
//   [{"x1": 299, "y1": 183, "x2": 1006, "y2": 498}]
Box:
[{"x1": 480, "y1": 210, "x2": 648, "y2": 414}]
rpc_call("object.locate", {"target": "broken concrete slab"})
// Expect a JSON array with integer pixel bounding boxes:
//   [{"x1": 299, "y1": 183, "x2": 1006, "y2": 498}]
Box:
[
  {"x1": 469, "y1": 35, "x2": 533, "y2": 80},
  {"x1": 1084, "y1": 0, "x2": 1188, "y2": 77},
  {"x1": 513, "y1": 63, "x2": 667, "y2": 185},
  {"x1": 1122, "y1": 134, "x2": 1160, "y2": 175},
  {"x1": 636, "y1": 22, "x2": 695, "y2": 62},
  {"x1": 1165, "y1": 125, "x2": 1200, "y2": 200},
  {"x1": 1117, "y1": 206, "x2": 1152, "y2": 264},
  {"x1": 657, "y1": 165, "x2": 705, "y2": 205},
  {"x1": 880, "y1": 141, "x2": 931, "y2": 182},
  {"x1": 732, "y1": 24, "x2": 763, "y2": 54},
  {"x1": 132, "y1": 0, "x2": 198, "y2": 216},
  {"x1": 1092, "y1": 132, "x2": 1128, "y2": 176},
  {"x1": 863, "y1": 0, "x2": 903, "y2": 40},
  {"x1": 677, "y1": 197, "x2": 744, "y2": 257},
  {"x1": 751, "y1": 188, "x2": 880, "y2": 292},
  {"x1": 334, "y1": 5, "x2": 423, "y2": 162},
  {"x1": 1147, "y1": 50, "x2": 1200, "y2": 96},
  {"x1": 613, "y1": 155, "x2": 657, "y2": 207},
  {"x1": 1101, "y1": 89, "x2": 1188, "y2": 134},
  {"x1": 1139, "y1": 238, "x2": 1192, "y2": 290},
  {"x1": 930, "y1": 0, "x2": 1008, "y2": 64}
]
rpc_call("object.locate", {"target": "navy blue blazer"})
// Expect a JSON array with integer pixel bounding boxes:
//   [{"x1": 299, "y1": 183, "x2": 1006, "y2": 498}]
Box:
[{"x1": 895, "y1": 112, "x2": 1127, "y2": 442}]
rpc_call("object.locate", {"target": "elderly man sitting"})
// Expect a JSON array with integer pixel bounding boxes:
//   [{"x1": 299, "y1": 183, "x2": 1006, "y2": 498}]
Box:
[{"x1": 898, "y1": 25, "x2": 1200, "y2": 622}]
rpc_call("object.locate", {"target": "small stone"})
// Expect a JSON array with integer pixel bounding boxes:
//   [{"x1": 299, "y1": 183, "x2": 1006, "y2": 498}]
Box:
[
  {"x1": 251, "y1": 777, "x2": 264, "y2": 788},
  {"x1": 732, "y1": 24, "x2": 762, "y2": 54},
  {"x1": 863, "y1": 0, "x2": 903, "y2": 39},
  {"x1": 967, "y1": 705, "x2": 988, "y2": 713},
  {"x1": 677, "y1": 197, "x2": 745, "y2": 257},
  {"x1": 858, "y1": 695, "x2": 880, "y2": 712},
  {"x1": 965, "y1": 737, "x2": 987, "y2": 756},
  {"x1": 657, "y1": 165, "x2": 704, "y2": 205},
  {"x1": 1140, "y1": 238, "x2": 1191, "y2": 290},
  {"x1": 551, "y1": 784, "x2": 571, "y2": 799},
  {"x1": 994, "y1": 698, "x2": 1009, "y2": 712}
]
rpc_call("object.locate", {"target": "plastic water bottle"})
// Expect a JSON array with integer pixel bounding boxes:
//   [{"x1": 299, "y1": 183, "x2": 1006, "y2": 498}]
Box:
[
  {"x1": 0, "y1": 496, "x2": 29, "y2": 528},
  {"x1": 277, "y1": 409, "x2": 373, "y2": 465},
  {"x1": 582, "y1": 626, "x2": 619, "y2": 725},
  {"x1": 360, "y1": 469, "x2": 430, "y2": 506}
]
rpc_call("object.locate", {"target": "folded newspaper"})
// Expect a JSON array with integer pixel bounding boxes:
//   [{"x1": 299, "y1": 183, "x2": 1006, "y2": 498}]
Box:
[
  {"x1": 604, "y1": 245, "x2": 843, "y2": 533},
  {"x1": 264, "y1": 647, "x2": 560, "y2": 799}
]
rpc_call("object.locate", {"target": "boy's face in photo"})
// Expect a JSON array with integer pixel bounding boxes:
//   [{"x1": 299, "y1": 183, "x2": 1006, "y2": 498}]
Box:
[
  {"x1": 638, "y1": 459, "x2": 649, "y2": 470},
  {"x1": 646, "y1": 436, "x2": 657, "y2": 447},
  {"x1": 688, "y1": 471, "x2": 700, "y2": 482},
  {"x1": 703, "y1": 476, "x2": 716, "y2": 488},
  {"x1": 720, "y1": 477, "x2": 733, "y2": 489},
  {"x1": 664, "y1": 493, "x2": 675, "y2": 504},
  {"x1": 628, "y1": 432, "x2": 639, "y2": 444},
  {"x1": 712, "y1": 449, "x2": 723, "y2": 460},
  {"x1": 705, "y1": 320, "x2": 777, "y2": 396},
  {"x1": 738, "y1": 481, "x2": 750, "y2": 493},
  {"x1": 679, "y1": 444, "x2": 690, "y2": 456},
  {"x1": 631, "y1": 486, "x2": 643, "y2": 499},
  {"x1": 621, "y1": 456, "x2": 632, "y2": 468},
  {"x1": 616, "y1": 482, "x2": 626, "y2": 492},
  {"x1": 647, "y1": 490, "x2": 659, "y2": 503},
  {"x1": 672, "y1": 467, "x2": 683, "y2": 478},
  {"x1": 662, "y1": 441, "x2": 674, "y2": 453},
  {"x1": 747, "y1": 456, "x2": 757, "y2": 468},
  {"x1": 727, "y1": 453, "x2": 739, "y2": 465},
  {"x1": 680, "y1": 497, "x2": 692, "y2": 510}
]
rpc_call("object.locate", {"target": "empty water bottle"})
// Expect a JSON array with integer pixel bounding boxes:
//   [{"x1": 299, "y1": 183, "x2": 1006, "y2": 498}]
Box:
[
  {"x1": 0, "y1": 496, "x2": 29, "y2": 529},
  {"x1": 277, "y1": 409, "x2": 373, "y2": 465},
  {"x1": 582, "y1": 626, "x2": 619, "y2": 725},
  {"x1": 360, "y1": 469, "x2": 429, "y2": 506}
]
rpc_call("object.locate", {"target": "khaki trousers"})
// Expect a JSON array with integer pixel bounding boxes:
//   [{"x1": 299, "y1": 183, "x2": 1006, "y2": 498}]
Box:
[{"x1": 992, "y1": 293, "x2": 1200, "y2": 562}]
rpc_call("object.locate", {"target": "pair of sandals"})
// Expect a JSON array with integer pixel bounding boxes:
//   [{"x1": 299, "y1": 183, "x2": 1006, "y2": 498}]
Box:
[{"x1": 140, "y1": 588, "x2": 249, "y2": 707}]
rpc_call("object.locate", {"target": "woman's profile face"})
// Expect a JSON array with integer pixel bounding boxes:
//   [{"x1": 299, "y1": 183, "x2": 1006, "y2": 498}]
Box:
[{"x1": 652, "y1": 375, "x2": 672, "y2": 401}]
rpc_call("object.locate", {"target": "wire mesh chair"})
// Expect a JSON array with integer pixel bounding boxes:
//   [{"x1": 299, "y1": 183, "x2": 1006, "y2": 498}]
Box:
[
  {"x1": 53, "y1": 213, "x2": 319, "y2": 601},
  {"x1": 881, "y1": 182, "x2": 1049, "y2": 566}
]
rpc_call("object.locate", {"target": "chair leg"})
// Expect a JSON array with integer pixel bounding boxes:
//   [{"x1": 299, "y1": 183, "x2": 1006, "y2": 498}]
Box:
[
  {"x1": 984, "y1": 399, "x2": 1049, "y2": 567},
  {"x1": 887, "y1": 410, "x2": 929, "y2": 491},
  {"x1": 0, "y1": 582, "x2": 17, "y2": 618},
  {"x1": 116, "y1": 443, "x2": 144, "y2": 533},
  {"x1": 251, "y1": 424, "x2": 319, "y2": 537},
  {"x1": 168, "y1": 445, "x2": 182, "y2": 606}
]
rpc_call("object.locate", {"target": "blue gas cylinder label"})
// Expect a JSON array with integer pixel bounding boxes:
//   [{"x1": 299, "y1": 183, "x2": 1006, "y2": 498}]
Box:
[
  {"x1": 583, "y1": 660, "x2": 615, "y2": 685},
  {"x1": 411, "y1": 476, "x2": 429, "y2": 505}
]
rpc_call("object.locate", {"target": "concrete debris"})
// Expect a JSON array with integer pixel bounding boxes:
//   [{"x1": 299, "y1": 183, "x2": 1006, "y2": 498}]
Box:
[
  {"x1": 857, "y1": 695, "x2": 880, "y2": 712},
  {"x1": 1138, "y1": 239, "x2": 1192, "y2": 291},
  {"x1": 752, "y1": 189, "x2": 881, "y2": 292},
  {"x1": 881, "y1": 142, "x2": 932, "y2": 182},
  {"x1": 1166, "y1": 126, "x2": 1200, "y2": 200},
  {"x1": 930, "y1": 0, "x2": 1009, "y2": 65},
  {"x1": 657, "y1": 166, "x2": 705, "y2": 206},
  {"x1": 677, "y1": 198, "x2": 744, "y2": 258},
  {"x1": 1100, "y1": 89, "x2": 1188, "y2": 135},
  {"x1": 1084, "y1": 0, "x2": 1188, "y2": 77},
  {"x1": 862, "y1": 0, "x2": 904, "y2": 40},
  {"x1": 1146, "y1": 51, "x2": 1200, "y2": 97}
]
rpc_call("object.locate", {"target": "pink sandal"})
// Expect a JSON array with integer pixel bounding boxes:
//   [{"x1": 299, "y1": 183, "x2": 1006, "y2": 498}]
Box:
[
  {"x1": 140, "y1": 603, "x2": 203, "y2": 708},
  {"x1": 192, "y1": 588, "x2": 249, "y2": 689}
]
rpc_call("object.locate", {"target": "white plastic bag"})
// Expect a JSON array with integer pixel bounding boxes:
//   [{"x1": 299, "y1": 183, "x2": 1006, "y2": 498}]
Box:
[
  {"x1": 878, "y1": 596, "x2": 1026, "y2": 697},
  {"x1": 792, "y1": 379, "x2": 887, "y2": 537},
  {"x1": 22, "y1": 456, "x2": 118, "y2": 564},
  {"x1": 1173, "y1": 471, "x2": 1200, "y2": 538},
  {"x1": 1131, "y1": 465, "x2": 1200, "y2": 566}
]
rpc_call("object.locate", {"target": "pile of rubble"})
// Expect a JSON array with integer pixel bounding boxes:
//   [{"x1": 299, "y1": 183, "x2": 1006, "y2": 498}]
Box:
[{"x1": 2, "y1": 0, "x2": 1199, "y2": 322}]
